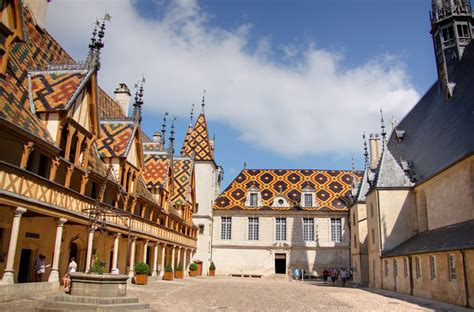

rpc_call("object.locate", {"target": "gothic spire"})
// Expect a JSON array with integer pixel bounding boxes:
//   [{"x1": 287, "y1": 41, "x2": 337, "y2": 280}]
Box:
[
  {"x1": 363, "y1": 132, "x2": 369, "y2": 169},
  {"x1": 161, "y1": 112, "x2": 169, "y2": 149},
  {"x1": 189, "y1": 103, "x2": 195, "y2": 127},
  {"x1": 132, "y1": 76, "x2": 145, "y2": 123},
  {"x1": 380, "y1": 108, "x2": 387, "y2": 141},
  {"x1": 87, "y1": 13, "x2": 111, "y2": 70},
  {"x1": 200, "y1": 89, "x2": 206, "y2": 113},
  {"x1": 168, "y1": 116, "x2": 176, "y2": 156}
]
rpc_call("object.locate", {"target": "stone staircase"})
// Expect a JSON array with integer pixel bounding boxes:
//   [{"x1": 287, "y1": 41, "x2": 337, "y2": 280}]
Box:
[{"x1": 38, "y1": 294, "x2": 153, "y2": 311}]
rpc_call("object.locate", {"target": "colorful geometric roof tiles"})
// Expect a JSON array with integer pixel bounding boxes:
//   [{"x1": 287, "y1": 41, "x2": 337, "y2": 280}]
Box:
[
  {"x1": 143, "y1": 153, "x2": 170, "y2": 189},
  {"x1": 29, "y1": 69, "x2": 90, "y2": 112},
  {"x1": 171, "y1": 158, "x2": 194, "y2": 206},
  {"x1": 98, "y1": 87, "x2": 126, "y2": 119},
  {"x1": 181, "y1": 113, "x2": 213, "y2": 161},
  {"x1": 97, "y1": 121, "x2": 136, "y2": 158},
  {"x1": 214, "y1": 169, "x2": 362, "y2": 211},
  {"x1": 143, "y1": 142, "x2": 164, "y2": 153}
]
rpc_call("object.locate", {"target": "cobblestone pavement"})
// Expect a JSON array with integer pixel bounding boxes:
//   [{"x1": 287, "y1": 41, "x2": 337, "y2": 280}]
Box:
[{"x1": 0, "y1": 276, "x2": 471, "y2": 311}]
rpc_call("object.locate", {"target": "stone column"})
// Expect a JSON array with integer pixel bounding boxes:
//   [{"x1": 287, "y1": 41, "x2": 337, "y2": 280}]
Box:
[
  {"x1": 177, "y1": 247, "x2": 182, "y2": 268},
  {"x1": 160, "y1": 244, "x2": 166, "y2": 277},
  {"x1": 129, "y1": 237, "x2": 137, "y2": 278},
  {"x1": 1, "y1": 208, "x2": 27, "y2": 284},
  {"x1": 143, "y1": 240, "x2": 149, "y2": 263},
  {"x1": 111, "y1": 233, "x2": 121, "y2": 274},
  {"x1": 151, "y1": 242, "x2": 159, "y2": 277},
  {"x1": 48, "y1": 218, "x2": 67, "y2": 282},
  {"x1": 171, "y1": 245, "x2": 176, "y2": 271},
  {"x1": 85, "y1": 227, "x2": 95, "y2": 273}
]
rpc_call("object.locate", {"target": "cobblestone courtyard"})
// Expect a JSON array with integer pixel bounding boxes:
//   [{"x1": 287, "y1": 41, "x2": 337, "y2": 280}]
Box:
[{"x1": 0, "y1": 276, "x2": 471, "y2": 311}]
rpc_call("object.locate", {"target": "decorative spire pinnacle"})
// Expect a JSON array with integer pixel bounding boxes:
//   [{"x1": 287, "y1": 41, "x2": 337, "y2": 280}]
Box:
[
  {"x1": 243, "y1": 162, "x2": 247, "y2": 170},
  {"x1": 201, "y1": 89, "x2": 206, "y2": 112},
  {"x1": 189, "y1": 104, "x2": 195, "y2": 127},
  {"x1": 351, "y1": 156, "x2": 357, "y2": 191},
  {"x1": 161, "y1": 112, "x2": 169, "y2": 148},
  {"x1": 87, "y1": 13, "x2": 111, "y2": 70},
  {"x1": 168, "y1": 116, "x2": 176, "y2": 154},
  {"x1": 380, "y1": 108, "x2": 387, "y2": 141},
  {"x1": 132, "y1": 76, "x2": 145, "y2": 123},
  {"x1": 363, "y1": 132, "x2": 369, "y2": 168}
]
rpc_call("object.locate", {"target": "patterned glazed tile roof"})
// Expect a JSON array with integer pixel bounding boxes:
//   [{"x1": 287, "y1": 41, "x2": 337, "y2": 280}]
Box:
[
  {"x1": 98, "y1": 87, "x2": 126, "y2": 119},
  {"x1": 214, "y1": 169, "x2": 362, "y2": 211},
  {"x1": 181, "y1": 113, "x2": 213, "y2": 161},
  {"x1": 143, "y1": 153, "x2": 170, "y2": 189},
  {"x1": 29, "y1": 69, "x2": 90, "y2": 112},
  {"x1": 171, "y1": 158, "x2": 193, "y2": 206},
  {"x1": 1, "y1": 8, "x2": 74, "y2": 144},
  {"x1": 97, "y1": 121, "x2": 137, "y2": 158},
  {"x1": 180, "y1": 126, "x2": 193, "y2": 156},
  {"x1": 143, "y1": 142, "x2": 164, "y2": 153}
]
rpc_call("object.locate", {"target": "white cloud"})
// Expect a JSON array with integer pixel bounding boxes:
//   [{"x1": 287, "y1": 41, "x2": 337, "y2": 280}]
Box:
[{"x1": 46, "y1": 0, "x2": 419, "y2": 157}]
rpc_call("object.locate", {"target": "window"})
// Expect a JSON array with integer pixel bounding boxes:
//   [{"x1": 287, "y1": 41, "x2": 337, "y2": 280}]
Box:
[
  {"x1": 430, "y1": 256, "x2": 437, "y2": 279},
  {"x1": 198, "y1": 224, "x2": 204, "y2": 234},
  {"x1": 404, "y1": 258, "x2": 409, "y2": 278},
  {"x1": 393, "y1": 259, "x2": 398, "y2": 278},
  {"x1": 448, "y1": 254, "x2": 456, "y2": 280},
  {"x1": 384, "y1": 260, "x2": 389, "y2": 277},
  {"x1": 249, "y1": 193, "x2": 258, "y2": 207},
  {"x1": 353, "y1": 235, "x2": 357, "y2": 248},
  {"x1": 457, "y1": 24, "x2": 470, "y2": 38},
  {"x1": 304, "y1": 193, "x2": 313, "y2": 207},
  {"x1": 352, "y1": 213, "x2": 356, "y2": 226},
  {"x1": 221, "y1": 217, "x2": 232, "y2": 240},
  {"x1": 442, "y1": 26, "x2": 454, "y2": 42},
  {"x1": 303, "y1": 218, "x2": 314, "y2": 241},
  {"x1": 371, "y1": 228, "x2": 375, "y2": 245},
  {"x1": 415, "y1": 257, "x2": 421, "y2": 279},
  {"x1": 275, "y1": 217, "x2": 286, "y2": 241},
  {"x1": 330, "y1": 218, "x2": 341, "y2": 242},
  {"x1": 370, "y1": 203, "x2": 374, "y2": 217},
  {"x1": 248, "y1": 217, "x2": 259, "y2": 240}
]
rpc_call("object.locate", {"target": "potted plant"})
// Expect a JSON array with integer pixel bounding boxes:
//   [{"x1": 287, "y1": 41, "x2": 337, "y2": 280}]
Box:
[
  {"x1": 175, "y1": 262, "x2": 184, "y2": 279},
  {"x1": 189, "y1": 262, "x2": 198, "y2": 277},
  {"x1": 135, "y1": 262, "x2": 149, "y2": 285},
  {"x1": 163, "y1": 263, "x2": 173, "y2": 281},
  {"x1": 209, "y1": 261, "x2": 216, "y2": 276}
]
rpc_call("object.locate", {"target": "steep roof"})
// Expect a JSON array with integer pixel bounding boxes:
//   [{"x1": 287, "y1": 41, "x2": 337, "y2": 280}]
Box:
[
  {"x1": 214, "y1": 169, "x2": 362, "y2": 211},
  {"x1": 1, "y1": 7, "x2": 74, "y2": 145},
  {"x1": 374, "y1": 145, "x2": 414, "y2": 188},
  {"x1": 387, "y1": 42, "x2": 474, "y2": 183},
  {"x1": 97, "y1": 120, "x2": 137, "y2": 158},
  {"x1": 97, "y1": 87, "x2": 126, "y2": 119},
  {"x1": 171, "y1": 157, "x2": 194, "y2": 206},
  {"x1": 382, "y1": 219, "x2": 474, "y2": 257},
  {"x1": 354, "y1": 167, "x2": 370, "y2": 202},
  {"x1": 181, "y1": 113, "x2": 213, "y2": 161},
  {"x1": 143, "y1": 152, "x2": 170, "y2": 189}
]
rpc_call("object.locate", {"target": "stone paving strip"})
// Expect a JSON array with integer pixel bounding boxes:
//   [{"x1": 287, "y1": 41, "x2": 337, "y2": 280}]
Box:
[{"x1": 0, "y1": 276, "x2": 471, "y2": 311}]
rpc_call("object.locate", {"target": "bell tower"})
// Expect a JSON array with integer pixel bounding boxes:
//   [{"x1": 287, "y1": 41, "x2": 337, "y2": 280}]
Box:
[{"x1": 430, "y1": 0, "x2": 473, "y2": 98}]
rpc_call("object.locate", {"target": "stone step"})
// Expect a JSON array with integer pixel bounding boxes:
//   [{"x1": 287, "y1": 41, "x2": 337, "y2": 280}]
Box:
[
  {"x1": 40, "y1": 300, "x2": 150, "y2": 311},
  {"x1": 46, "y1": 294, "x2": 139, "y2": 305},
  {"x1": 38, "y1": 309, "x2": 155, "y2": 312}
]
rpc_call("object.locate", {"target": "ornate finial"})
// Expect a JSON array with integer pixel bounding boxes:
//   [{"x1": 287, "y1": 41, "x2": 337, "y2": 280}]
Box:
[
  {"x1": 391, "y1": 116, "x2": 397, "y2": 131},
  {"x1": 243, "y1": 162, "x2": 247, "y2": 170},
  {"x1": 201, "y1": 89, "x2": 206, "y2": 112},
  {"x1": 380, "y1": 108, "x2": 387, "y2": 140},
  {"x1": 189, "y1": 104, "x2": 195, "y2": 127},
  {"x1": 132, "y1": 76, "x2": 145, "y2": 123},
  {"x1": 87, "y1": 13, "x2": 111, "y2": 70},
  {"x1": 161, "y1": 112, "x2": 169, "y2": 147},
  {"x1": 169, "y1": 116, "x2": 177, "y2": 153},
  {"x1": 363, "y1": 132, "x2": 369, "y2": 168}
]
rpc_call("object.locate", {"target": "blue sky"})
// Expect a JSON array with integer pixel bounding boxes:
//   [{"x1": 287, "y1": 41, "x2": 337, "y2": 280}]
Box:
[{"x1": 47, "y1": 0, "x2": 438, "y2": 188}]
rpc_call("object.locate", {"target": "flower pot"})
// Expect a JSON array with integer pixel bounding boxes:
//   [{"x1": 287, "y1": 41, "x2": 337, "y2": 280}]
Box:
[
  {"x1": 135, "y1": 274, "x2": 148, "y2": 285},
  {"x1": 209, "y1": 270, "x2": 215, "y2": 276},
  {"x1": 189, "y1": 270, "x2": 198, "y2": 277},
  {"x1": 163, "y1": 271, "x2": 174, "y2": 281},
  {"x1": 175, "y1": 271, "x2": 184, "y2": 279}
]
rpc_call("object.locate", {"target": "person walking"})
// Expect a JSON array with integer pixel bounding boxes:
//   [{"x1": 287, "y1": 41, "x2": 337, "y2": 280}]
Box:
[
  {"x1": 340, "y1": 268, "x2": 349, "y2": 287},
  {"x1": 323, "y1": 268, "x2": 328, "y2": 283},
  {"x1": 330, "y1": 268, "x2": 338, "y2": 284},
  {"x1": 34, "y1": 255, "x2": 50, "y2": 282}
]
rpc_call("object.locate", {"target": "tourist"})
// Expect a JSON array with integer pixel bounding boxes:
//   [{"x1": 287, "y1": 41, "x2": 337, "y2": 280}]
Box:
[
  {"x1": 323, "y1": 268, "x2": 329, "y2": 283},
  {"x1": 330, "y1": 268, "x2": 338, "y2": 284},
  {"x1": 34, "y1": 255, "x2": 49, "y2": 282},
  {"x1": 62, "y1": 257, "x2": 77, "y2": 291},
  {"x1": 340, "y1": 268, "x2": 349, "y2": 287}
]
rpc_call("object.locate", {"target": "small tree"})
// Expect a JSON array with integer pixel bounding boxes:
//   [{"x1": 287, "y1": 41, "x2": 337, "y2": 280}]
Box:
[
  {"x1": 209, "y1": 261, "x2": 216, "y2": 271},
  {"x1": 189, "y1": 262, "x2": 198, "y2": 271},
  {"x1": 135, "y1": 262, "x2": 150, "y2": 275},
  {"x1": 90, "y1": 255, "x2": 103, "y2": 274},
  {"x1": 176, "y1": 262, "x2": 183, "y2": 272},
  {"x1": 165, "y1": 263, "x2": 173, "y2": 272}
]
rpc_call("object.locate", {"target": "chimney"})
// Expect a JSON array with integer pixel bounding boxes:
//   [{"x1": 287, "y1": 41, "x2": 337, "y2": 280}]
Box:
[
  {"x1": 369, "y1": 134, "x2": 381, "y2": 169},
  {"x1": 114, "y1": 83, "x2": 131, "y2": 116},
  {"x1": 152, "y1": 131, "x2": 163, "y2": 147},
  {"x1": 23, "y1": 0, "x2": 48, "y2": 29}
]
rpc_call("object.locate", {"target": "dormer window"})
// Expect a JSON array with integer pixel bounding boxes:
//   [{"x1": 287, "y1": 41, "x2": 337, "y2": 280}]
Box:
[
  {"x1": 304, "y1": 193, "x2": 313, "y2": 207},
  {"x1": 272, "y1": 196, "x2": 289, "y2": 208},
  {"x1": 300, "y1": 183, "x2": 316, "y2": 208},
  {"x1": 245, "y1": 183, "x2": 261, "y2": 208},
  {"x1": 249, "y1": 192, "x2": 258, "y2": 207}
]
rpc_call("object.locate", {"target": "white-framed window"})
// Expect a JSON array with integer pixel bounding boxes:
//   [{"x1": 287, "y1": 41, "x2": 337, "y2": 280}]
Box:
[
  {"x1": 221, "y1": 217, "x2": 232, "y2": 240},
  {"x1": 404, "y1": 258, "x2": 410, "y2": 278},
  {"x1": 448, "y1": 254, "x2": 456, "y2": 281},
  {"x1": 304, "y1": 193, "x2": 313, "y2": 207},
  {"x1": 415, "y1": 256, "x2": 421, "y2": 279},
  {"x1": 384, "y1": 260, "x2": 389, "y2": 277},
  {"x1": 457, "y1": 24, "x2": 470, "y2": 38},
  {"x1": 303, "y1": 218, "x2": 314, "y2": 241},
  {"x1": 248, "y1": 217, "x2": 259, "y2": 240},
  {"x1": 249, "y1": 192, "x2": 258, "y2": 207},
  {"x1": 331, "y1": 218, "x2": 341, "y2": 242},
  {"x1": 275, "y1": 217, "x2": 286, "y2": 241},
  {"x1": 430, "y1": 256, "x2": 437, "y2": 280}
]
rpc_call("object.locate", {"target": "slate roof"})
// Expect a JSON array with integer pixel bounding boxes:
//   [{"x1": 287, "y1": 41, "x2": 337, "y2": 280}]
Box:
[
  {"x1": 171, "y1": 157, "x2": 193, "y2": 206},
  {"x1": 97, "y1": 121, "x2": 137, "y2": 158},
  {"x1": 382, "y1": 219, "x2": 474, "y2": 257},
  {"x1": 143, "y1": 152, "x2": 170, "y2": 189},
  {"x1": 374, "y1": 144, "x2": 414, "y2": 188},
  {"x1": 354, "y1": 167, "x2": 370, "y2": 202},
  {"x1": 214, "y1": 169, "x2": 362, "y2": 211},
  {"x1": 181, "y1": 113, "x2": 213, "y2": 161},
  {"x1": 387, "y1": 42, "x2": 474, "y2": 183}
]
